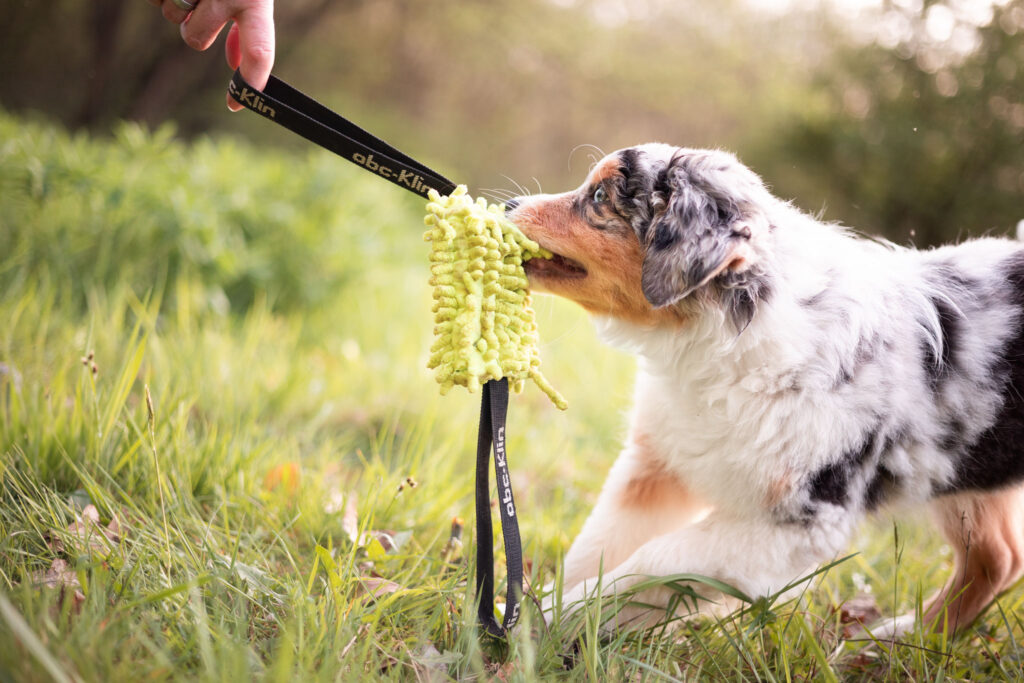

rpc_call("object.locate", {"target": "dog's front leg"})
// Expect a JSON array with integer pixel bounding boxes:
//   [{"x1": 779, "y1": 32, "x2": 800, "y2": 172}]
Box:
[
  {"x1": 554, "y1": 511, "x2": 853, "y2": 631},
  {"x1": 554, "y1": 444, "x2": 710, "y2": 597}
]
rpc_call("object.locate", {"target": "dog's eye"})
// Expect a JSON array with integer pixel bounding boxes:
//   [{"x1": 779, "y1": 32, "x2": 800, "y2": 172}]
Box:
[{"x1": 592, "y1": 186, "x2": 608, "y2": 204}]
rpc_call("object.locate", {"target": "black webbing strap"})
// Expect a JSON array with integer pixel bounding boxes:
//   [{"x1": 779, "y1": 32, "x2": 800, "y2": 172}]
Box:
[
  {"x1": 475, "y1": 378, "x2": 522, "y2": 635},
  {"x1": 228, "y1": 70, "x2": 456, "y2": 198},
  {"x1": 227, "y1": 70, "x2": 521, "y2": 636}
]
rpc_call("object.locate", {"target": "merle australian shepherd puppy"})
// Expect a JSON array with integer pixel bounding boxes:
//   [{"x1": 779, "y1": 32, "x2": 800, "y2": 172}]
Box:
[{"x1": 506, "y1": 143, "x2": 1024, "y2": 634}]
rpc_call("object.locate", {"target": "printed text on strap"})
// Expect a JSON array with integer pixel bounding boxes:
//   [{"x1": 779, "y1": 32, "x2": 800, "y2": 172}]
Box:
[{"x1": 228, "y1": 70, "x2": 457, "y2": 199}]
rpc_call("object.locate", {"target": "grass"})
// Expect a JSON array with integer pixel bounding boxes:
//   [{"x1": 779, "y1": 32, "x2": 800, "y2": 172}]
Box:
[{"x1": 1, "y1": 111, "x2": 1023, "y2": 681}]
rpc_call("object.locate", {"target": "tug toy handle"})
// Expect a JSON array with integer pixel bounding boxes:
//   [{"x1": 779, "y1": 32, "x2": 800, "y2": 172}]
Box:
[{"x1": 228, "y1": 69, "x2": 456, "y2": 199}]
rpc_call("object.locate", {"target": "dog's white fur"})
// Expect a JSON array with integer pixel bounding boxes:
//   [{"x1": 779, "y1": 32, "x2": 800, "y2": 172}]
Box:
[{"x1": 509, "y1": 143, "x2": 1024, "y2": 633}]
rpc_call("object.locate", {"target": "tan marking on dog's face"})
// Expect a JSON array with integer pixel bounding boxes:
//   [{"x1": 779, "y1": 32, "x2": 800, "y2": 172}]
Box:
[
  {"x1": 590, "y1": 155, "x2": 622, "y2": 185},
  {"x1": 508, "y1": 152, "x2": 685, "y2": 327},
  {"x1": 617, "y1": 433, "x2": 691, "y2": 510}
]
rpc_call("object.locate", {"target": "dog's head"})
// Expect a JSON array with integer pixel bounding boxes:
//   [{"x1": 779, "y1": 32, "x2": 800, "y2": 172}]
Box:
[{"x1": 507, "y1": 143, "x2": 775, "y2": 330}]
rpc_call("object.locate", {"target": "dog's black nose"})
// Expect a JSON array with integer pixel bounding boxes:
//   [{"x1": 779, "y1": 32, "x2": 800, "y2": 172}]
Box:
[{"x1": 505, "y1": 198, "x2": 520, "y2": 212}]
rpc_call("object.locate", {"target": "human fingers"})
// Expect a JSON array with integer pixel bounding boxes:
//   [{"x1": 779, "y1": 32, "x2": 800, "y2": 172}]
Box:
[
  {"x1": 161, "y1": 0, "x2": 192, "y2": 25},
  {"x1": 231, "y1": 0, "x2": 275, "y2": 90},
  {"x1": 180, "y1": 0, "x2": 230, "y2": 52},
  {"x1": 223, "y1": 2, "x2": 274, "y2": 111},
  {"x1": 226, "y1": 21, "x2": 242, "y2": 69}
]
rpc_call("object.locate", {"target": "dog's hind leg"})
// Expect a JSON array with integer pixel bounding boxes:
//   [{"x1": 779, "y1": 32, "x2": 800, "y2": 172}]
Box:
[{"x1": 924, "y1": 484, "x2": 1024, "y2": 633}]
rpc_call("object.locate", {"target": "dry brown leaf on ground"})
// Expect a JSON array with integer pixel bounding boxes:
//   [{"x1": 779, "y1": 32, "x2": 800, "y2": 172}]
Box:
[
  {"x1": 324, "y1": 489, "x2": 363, "y2": 546},
  {"x1": 48, "y1": 504, "x2": 123, "y2": 557},
  {"x1": 30, "y1": 558, "x2": 86, "y2": 613},
  {"x1": 409, "y1": 643, "x2": 459, "y2": 682},
  {"x1": 837, "y1": 593, "x2": 883, "y2": 637},
  {"x1": 105, "y1": 513, "x2": 123, "y2": 540},
  {"x1": 263, "y1": 462, "x2": 301, "y2": 495},
  {"x1": 844, "y1": 649, "x2": 882, "y2": 671},
  {"x1": 327, "y1": 485, "x2": 414, "y2": 554},
  {"x1": 31, "y1": 558, "x2": 79, "y2": 590},
  {"x1": 355, "y1": 576, "x2": 403, "y2": 601},
  {"x1": 489, "y1": 660, "x2": 516, "y2": 682}
]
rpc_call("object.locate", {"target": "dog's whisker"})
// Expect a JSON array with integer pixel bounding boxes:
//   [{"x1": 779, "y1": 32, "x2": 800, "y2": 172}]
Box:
[
  {"x1": 568, "y1": 143, "x2": 606, "y2": 174},
  {"x1": 500, "y1": 174, "x2": 532, "y2": 199},
  {"x1": 479, "y1": 189, "x2": 511, "y2": 203},
  {"x1": 480, "y1": 187, "x2": 517, "y2": 200}
]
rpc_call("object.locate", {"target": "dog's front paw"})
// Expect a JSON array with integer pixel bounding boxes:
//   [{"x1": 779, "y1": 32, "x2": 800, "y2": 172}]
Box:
[
  {"x1": 541, "y1": 582, "x2": 584, "y2": 626},
  {"x1": 848, "y1": 612, "x2": 916, "y2": 641},
  {"x1": 871, "y1": 613, "x2": 916, "y2": 639},
  {"x1": 543, "y1": 580, "x2": 669, "y2": 636}
]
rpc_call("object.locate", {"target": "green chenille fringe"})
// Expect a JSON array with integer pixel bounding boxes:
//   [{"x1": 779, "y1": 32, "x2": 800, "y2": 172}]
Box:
[{"x1": 423, "y1": 186, "x2": 566, "y2": 409}]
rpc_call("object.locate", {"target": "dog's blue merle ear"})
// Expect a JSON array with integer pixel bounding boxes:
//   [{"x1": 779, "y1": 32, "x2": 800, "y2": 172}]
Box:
[{"x1": 641, "y1": 159, "x2": 757, "y2": 309}]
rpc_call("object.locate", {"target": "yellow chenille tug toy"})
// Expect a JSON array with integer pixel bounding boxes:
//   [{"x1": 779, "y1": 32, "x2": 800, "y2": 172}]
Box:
[{"x1": 424, "y1": 186, "x2": 567, "y2": 410}]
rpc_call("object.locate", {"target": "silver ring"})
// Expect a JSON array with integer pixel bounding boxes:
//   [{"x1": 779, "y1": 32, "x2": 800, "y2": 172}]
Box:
[{"x1": 170, "y1": 0, "x2": 196, "y2": 11}]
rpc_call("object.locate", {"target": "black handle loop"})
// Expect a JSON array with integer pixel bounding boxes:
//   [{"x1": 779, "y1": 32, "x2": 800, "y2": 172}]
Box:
[
  {"x1": 228, "y1": 69, "x2": 457, "y2": 198},
  {"x1": 475, "y1": 378, "x2": 523, "y2": 636}
]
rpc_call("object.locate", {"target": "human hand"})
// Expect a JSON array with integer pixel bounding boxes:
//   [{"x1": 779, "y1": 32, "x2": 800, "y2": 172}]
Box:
[{"x1": 148, "y1": 0, "x2": 275, "y2": 111}]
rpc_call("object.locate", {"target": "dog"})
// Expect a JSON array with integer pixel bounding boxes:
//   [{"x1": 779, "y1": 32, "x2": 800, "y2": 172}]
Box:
[{"x1": 506, "y1": 143, "x2": 1024, "y2": 634}]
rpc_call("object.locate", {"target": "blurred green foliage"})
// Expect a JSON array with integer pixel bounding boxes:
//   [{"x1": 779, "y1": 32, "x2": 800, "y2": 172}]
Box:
[
  {"x1": 0, "y1": 112, "x2": 425, "y2": 313},
  {"x1": 761, "y1": 1, "x2": 1024, "y2": 246}
]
